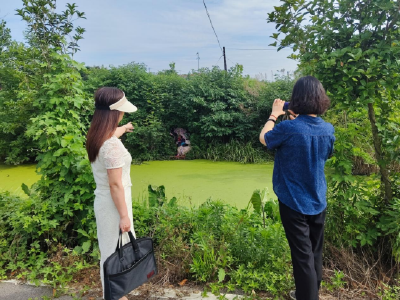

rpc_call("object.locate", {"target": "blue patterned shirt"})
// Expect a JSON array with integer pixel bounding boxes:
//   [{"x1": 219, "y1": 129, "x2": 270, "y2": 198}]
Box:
[{"x1": 264, "y1": 115, "x2": 335, "y2": 215}]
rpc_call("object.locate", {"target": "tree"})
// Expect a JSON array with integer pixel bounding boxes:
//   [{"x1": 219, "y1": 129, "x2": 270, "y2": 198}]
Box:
[
  {"x1": 180, "y1": 66, "x2": 255, "y2": 143},
  {"x1": 0, "y1": 0, "x2": 87, "y2": 164},
  {"x1": 16, "y1": 0, "x2": 86, "y2": 58},
  {"x1": 0, "y1": 22, "x2": 40, "y2": 164},
  {"x1": 268, "y1": 0, "x2": 400, "y2": 203},
  {"x1": 12, "y1": 0, "x2": 96, "y2": 255}
]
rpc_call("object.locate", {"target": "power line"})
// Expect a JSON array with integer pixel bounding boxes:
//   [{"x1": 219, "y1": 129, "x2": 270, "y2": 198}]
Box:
[
  {"x1": 228, "y1": 48, "x2": 278, "y2": 51},
  {"x1": 228, "y1": 48, "x2": 292, "y2": 51},
  {"x1": 215, "y1": 54, "x2": 224, "y2": 66},
  {"x1": 202, "y1": 0, "x2": 223, "y2": 53}
]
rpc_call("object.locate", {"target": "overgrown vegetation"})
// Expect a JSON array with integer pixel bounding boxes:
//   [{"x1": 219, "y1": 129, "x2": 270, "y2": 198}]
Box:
[
  {"x1": 0, "y1": 0, "x2": 399, "y2": 299},
  {"x1": 137, "y1": 186, "x2": 293, "y2": 297},
  {"x1": 0, "y1": 185, "x2": 294, "y2": 297},
  {"x1": 80, "y1": 63, "x2": 290, "y2": 163}
]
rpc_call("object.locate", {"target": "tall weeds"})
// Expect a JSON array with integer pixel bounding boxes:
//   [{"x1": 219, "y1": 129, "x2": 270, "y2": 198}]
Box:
[{"x1": 202, "y1": 140, "x2": 272, "y2": 164}]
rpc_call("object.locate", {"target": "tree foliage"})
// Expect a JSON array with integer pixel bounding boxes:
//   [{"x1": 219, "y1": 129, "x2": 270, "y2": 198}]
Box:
[
  {"x1": 16, "y1": 0, "x2": 86, "y2": 57},
  {"x1": 269, "y1": 0, "x2": 400, "y2": 199},
  {"x1": 0, "y1": 0, "x2": 97, "y2": 263},
  {"x1": 0, "y1": 0, "x2": 87, "y2": 164}
]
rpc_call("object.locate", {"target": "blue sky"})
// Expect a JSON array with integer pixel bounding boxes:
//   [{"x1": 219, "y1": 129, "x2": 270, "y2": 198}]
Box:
[{"x1": 0, "y1": 0, "x2": 298, "y2": 78}]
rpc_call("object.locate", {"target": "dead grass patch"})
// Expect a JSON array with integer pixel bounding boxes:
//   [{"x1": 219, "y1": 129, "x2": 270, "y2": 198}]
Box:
[{"x1": 323, "y1": 243, "x2": 399, "y2": 299}]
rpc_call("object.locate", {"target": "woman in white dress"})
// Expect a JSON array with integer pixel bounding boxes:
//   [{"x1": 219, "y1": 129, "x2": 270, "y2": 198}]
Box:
[{"x1": 86, "y1": 87, "x2": 137, "y2": 300}]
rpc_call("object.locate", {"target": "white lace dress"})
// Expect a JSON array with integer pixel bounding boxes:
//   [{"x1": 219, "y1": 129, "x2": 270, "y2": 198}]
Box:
[{"x1": 91, "y1": 136, "x2": 136, "y2": 294}]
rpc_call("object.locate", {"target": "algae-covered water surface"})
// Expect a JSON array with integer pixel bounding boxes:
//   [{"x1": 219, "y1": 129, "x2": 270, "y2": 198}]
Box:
[
  {"x1": 0, "y1": 160, "x2": 275, "y2": 208},
  {"x1": 130, "y1": 160, "x2": 275, "y2": 208},
  {"x1": 0, "y1": 164, "x2": 40, "y2": 197}
]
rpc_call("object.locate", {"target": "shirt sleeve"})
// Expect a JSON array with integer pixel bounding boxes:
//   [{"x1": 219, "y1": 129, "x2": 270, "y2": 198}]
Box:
[
  {"x1": 264, "y1": 122, "x2": 288, "y2": 150},
  {"x1": 101, "y1": 137, "x2": 125, "y2": 169},
  {"x1": 328, "y1": 132, "x2": 336, "y2": 158}
]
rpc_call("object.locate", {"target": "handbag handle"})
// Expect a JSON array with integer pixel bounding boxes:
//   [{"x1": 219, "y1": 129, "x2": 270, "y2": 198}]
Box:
[{"x1": 116, "y1": 230, "x2": 140, "y2": 260}]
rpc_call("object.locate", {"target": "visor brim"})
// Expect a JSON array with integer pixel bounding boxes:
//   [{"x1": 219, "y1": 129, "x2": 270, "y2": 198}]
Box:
[
  {"x1": 115, "y1": 101, "x2": 137, "y2": 113},
  {"x1": 108, "y1": 94, "x2": 138, "y2": 113},
  {"x1": 113, "y1": 101, "x2": 137, "y2": 113}
]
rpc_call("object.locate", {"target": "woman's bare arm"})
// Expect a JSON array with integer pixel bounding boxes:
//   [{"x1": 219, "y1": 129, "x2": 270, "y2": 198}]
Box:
[{"x1": 113, "y1": 122, "x2": 134, "y2": 138}]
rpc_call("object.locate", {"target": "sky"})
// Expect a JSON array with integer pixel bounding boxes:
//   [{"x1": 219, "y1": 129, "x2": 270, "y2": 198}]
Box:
[{"x1": 0, "y1": 0, "x2": 298, "y2": 78}]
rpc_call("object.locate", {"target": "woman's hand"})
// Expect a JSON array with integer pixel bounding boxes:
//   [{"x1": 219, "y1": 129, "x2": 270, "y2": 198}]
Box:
[
  {"x1": 119, "y1": 215, "x2": 131, "y2": 232},
  {"x1": 271, "y1": 99, "x2": 286, "y2": 118},
  {"x1": 113, "y1": 122, "x2": 134, "y2": 138},
  {"x1": 123, "y1": 122, "x2": 134, "y2": 133},
  {"x1": 260, "y1": 99, "x2": 285, "y2": 146}
]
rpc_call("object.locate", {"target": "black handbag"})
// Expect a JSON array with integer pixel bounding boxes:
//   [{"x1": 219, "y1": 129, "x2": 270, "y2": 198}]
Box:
[{"x1": 103, "y1": 230, "x2": 157, "y2": 300}]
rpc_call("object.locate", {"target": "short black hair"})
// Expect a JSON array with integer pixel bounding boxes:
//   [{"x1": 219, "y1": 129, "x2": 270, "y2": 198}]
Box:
[{"x1": 289, "y1": 76, "x2": 330, "y2": 115}]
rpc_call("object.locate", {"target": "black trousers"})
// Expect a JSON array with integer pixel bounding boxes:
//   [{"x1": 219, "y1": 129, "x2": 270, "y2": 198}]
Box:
[{"x1": 279, "y1": 201, "x2": 326, "y2": 300}]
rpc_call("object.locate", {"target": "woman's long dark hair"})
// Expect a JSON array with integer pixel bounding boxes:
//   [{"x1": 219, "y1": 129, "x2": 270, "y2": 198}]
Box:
[
  {"x1": 289, "y1": 76, "x2": 330, "y2": 115},
  {"x1": 86, "y1": 87, "x2": 124, "y2": 162}
]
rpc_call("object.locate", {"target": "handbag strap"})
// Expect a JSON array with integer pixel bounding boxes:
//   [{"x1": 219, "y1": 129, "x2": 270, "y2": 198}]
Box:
[{"x1": 116, "y1": 230, "x2": 140, "y2": 259}]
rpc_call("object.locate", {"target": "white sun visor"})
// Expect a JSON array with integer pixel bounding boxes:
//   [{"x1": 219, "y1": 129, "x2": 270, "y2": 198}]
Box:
[{"x1": 109, "y1": 94, "x2": 138, "y2": 113}]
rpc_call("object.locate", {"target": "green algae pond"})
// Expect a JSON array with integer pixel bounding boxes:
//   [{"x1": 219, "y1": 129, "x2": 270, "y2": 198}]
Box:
[{"x1": 0, "y1": 160, "x2": 275, "y2": 208}]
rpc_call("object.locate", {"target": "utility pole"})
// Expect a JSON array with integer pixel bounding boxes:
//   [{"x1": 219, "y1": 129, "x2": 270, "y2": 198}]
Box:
[
  {"x1": 196, "y1": 52, "x2": 200, "y2": 71},
  {"x1": 223, "y1": 47, "x2": 227, "y2": 71}
]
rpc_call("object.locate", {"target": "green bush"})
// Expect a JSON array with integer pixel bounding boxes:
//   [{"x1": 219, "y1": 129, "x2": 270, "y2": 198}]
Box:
[
  {"x1": 0, "y1": 192, "x2": 94, "y2": 286},
  {"x1": 124, "y1": 115, "x2": 176, "y2": 162},
  {"x1": 132, "y1": 190, "x2": 293, "y2": 297}
]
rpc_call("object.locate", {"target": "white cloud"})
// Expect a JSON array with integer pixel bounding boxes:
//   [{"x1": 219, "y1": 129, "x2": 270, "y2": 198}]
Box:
[{"x1": 0, "y1": 0, "x2": 298, "y2": 77}]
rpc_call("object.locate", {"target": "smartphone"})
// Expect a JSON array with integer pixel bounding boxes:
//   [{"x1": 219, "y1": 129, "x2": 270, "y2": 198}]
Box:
[{"x1": 283, "y1": 102, "x2": 290, "y2": 111}]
